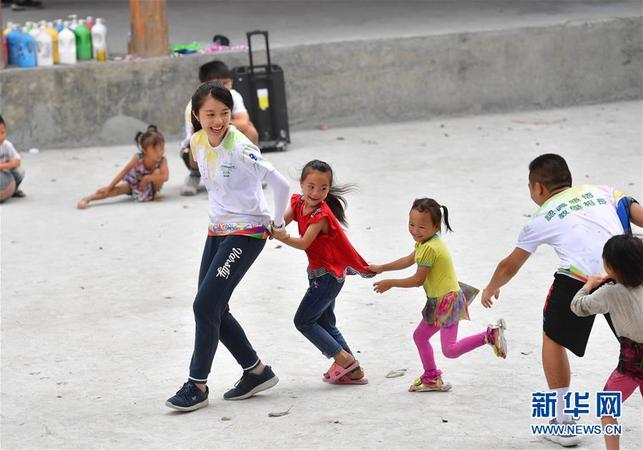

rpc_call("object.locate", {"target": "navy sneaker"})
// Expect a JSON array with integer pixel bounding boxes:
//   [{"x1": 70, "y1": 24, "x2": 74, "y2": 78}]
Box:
[
  {"x1": 165, "y1": 381, "x2": 209, "y2": 412},
  {"x1": 223, "y1": 366, "x2": 279, "y2": 400}
]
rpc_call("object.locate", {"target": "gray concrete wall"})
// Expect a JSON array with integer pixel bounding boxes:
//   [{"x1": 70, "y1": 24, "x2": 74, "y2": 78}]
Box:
[{"x1": 0, "y1": 17, "x2": 641, "y2": 150}]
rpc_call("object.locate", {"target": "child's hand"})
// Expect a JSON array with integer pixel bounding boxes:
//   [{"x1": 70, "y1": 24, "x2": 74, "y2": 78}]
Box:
[
  {"x1": 272, "y1": 229, "x2": 289, "y2": 241},
  {"x1": 367, "y1": 264, "x2": 383, "y2": 274},
  {"x1": 583, "y1": 275, "x2": 607, "y2": 291},
  {"x1": 373, "y1": 279, "x2": 393, "y2": 294},
  {"x1": 140, "y1": 175, "x2": 150, "y2": 190}
]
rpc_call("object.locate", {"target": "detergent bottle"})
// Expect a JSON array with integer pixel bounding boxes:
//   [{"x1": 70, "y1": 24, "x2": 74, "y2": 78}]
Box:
[
  {"x1": 75, "y1": 19, "x2": 92, "y2": 60},
  {"x1": 46, "y1": 22, "x2": 59, "y2": 64},
  {"x1": 68, "y1": 15, "x2": 79, "y2": 31},
  {"x1": 6, "y1": 25, "x2": 22, "y2": 65},
  {"x1": 2, "y1": 22, "x2": 13, "y2": 65},
  {"x1": 58, "y1": 22, "x2": 77, "y2": 65},
  {"x1": 27, "y1": 22, "x2": 39, "y2": 38},
  {"x1": 91, "y1": 18, "x2": 107, "y2": 61},
  {"x1": 15, "y1": 27, "x2": 37, "y2": 68},
  {"x1": 35, "y1": 25, "x2": 54, "y2": 66}
]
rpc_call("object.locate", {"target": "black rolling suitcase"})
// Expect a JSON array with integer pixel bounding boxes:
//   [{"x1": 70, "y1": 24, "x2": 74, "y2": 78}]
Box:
[{"x1": 232, "y1": 31, "x2": 290, "y2": 151}]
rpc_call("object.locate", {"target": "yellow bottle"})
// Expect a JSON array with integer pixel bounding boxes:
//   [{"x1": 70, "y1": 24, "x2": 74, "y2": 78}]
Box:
[{"x1": 45, "y1": 22, "x2": 59, "y2": 64}]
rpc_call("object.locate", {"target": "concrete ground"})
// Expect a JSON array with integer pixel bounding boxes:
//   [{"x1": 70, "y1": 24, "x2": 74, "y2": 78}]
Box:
[
  {"x1": 3, "y1": 0, "x2": 642, "y2": 54},
  {"x1": 1, "y1": 100, "x2": 642, "y2": 449}
]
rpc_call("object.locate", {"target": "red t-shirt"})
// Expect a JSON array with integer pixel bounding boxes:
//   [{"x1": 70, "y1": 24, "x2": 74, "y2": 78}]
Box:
[{"x1": 291, "y1": 194, "x2": 374, "y2": 280}]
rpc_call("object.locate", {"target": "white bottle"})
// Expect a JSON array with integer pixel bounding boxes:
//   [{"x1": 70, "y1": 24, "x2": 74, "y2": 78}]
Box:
[
  {"x1": 58, "y1": 22, "x2": 77, "y2": 65},
  {"x1": 35, "y1": 25, "x2": 53, "y2": 66},
  {"x1": 91, "y1": 18, "x2": 107, "y2": 61},
  {"x1": 27, "y1": 22, "x2": 39, "y2": 37},
  {"x1": 68, "y1": 14, "x2": 78, "y2": 31}
]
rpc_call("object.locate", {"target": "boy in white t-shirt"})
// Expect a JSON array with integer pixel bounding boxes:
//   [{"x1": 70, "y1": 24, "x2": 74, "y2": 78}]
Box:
[
  {"x1": 180, "y1": 60, "x2": 259, "y2": 196},
  {"x1": 0, "y1": 115, "x2": 26, "y2": 202},
  {"x1": 480, "y1": 154, "x2": 642, "y2": 447}
]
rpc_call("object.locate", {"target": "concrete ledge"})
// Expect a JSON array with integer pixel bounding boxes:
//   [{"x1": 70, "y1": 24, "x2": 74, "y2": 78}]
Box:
[{"x1": 1, "y1": 17, "x2": 641, "y2": 149}]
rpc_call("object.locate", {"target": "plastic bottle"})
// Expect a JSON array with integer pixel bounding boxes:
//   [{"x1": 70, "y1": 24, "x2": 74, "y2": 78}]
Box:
[
  {"x1": 28, "y1": 22, "x2": 39, "y2": 37},
  {"x1": 2, "y1": 36, "x2": 6, "y2": 66},
  {"x1": 35, "y1": 26, "x2": 53, "y2": 66},
  {"x1": 91, "y1": 18, "x2": 107, "y2": 61},
  {"x1": 68, "y1": 15, "x2": 78, "y2": 31},
  {"x1": 2, "y1": 22, "x2": 13, "y2": 38},
  {"x1": 54, "y1": 19, "x2": 64, "y2": 33},
  {"x1": 46, "y1": 22, "x2": 59, "y2": 64},
  {"x1": 6, "y1": 25, "x2": 22, "y2": 65},
  {"x1": 74, "y1": 19, "x2": 92, "y2": 60},
  {"x1": 85, "y1": 16, "x2": 94, "y2": 30},
  {"x1": 58, "y1": 23, "x2": 77, "y2": 65},
  {"x1": 2, "y1": 22, "x2": 13, "y2": 65},
  {"x1": 15, "y1": 28, "x2": 37, "y2": 68}
]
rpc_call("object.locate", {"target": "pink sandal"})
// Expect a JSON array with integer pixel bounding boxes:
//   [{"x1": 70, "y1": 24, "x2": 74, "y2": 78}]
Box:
[
  {"x1": 322, "y1": 360, "x2": 360, "y2": 383},
  {"x1": 332, "y1": 374, "x2": 369, "y2": 385}
]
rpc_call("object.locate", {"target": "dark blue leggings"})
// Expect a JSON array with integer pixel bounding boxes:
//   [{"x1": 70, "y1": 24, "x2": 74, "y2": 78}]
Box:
[{"x1": 188, "y1": 235, "x2": 266, "y2": 382}]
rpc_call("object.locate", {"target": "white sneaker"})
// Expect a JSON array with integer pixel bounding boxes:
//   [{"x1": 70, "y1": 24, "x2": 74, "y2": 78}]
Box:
[
  {"x1": 543, "y1": 419, "x2": 581, "y2": 447},
  {"x1": 180, "y1": 175, "x2": 200, "y2": 196}
]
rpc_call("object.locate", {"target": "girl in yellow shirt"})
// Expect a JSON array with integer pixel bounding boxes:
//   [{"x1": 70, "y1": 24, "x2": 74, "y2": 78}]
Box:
[{"x1": 370, "y1": 198, "x2": 507, "y2": 392}]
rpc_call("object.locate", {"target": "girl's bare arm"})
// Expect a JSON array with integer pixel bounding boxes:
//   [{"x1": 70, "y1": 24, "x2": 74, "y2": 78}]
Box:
[
  {"x1": 274, "y1": 218, "x2": 327, "y2": 251},
  {"x1": 368, "y1": 251, "x2": 416, "y2": 273},
  {"x1": 105, "y1": 155, "x2": 138, "y2": 190}
]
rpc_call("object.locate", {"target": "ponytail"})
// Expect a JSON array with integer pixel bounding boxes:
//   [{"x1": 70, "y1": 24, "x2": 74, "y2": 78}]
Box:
[
  {"x1": 440, "y1": 205, "x2": 453, "y2": 232},
  {"x1": 325, "y1": 185, "x2": 354, "y2": 227}
]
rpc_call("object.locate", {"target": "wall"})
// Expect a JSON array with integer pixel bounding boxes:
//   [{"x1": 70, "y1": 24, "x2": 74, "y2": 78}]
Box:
[{"x1": 0, "y1": 17, "x2": 640, "y2": 149}]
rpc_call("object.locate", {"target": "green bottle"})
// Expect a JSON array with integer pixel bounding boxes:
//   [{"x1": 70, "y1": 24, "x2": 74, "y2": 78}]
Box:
[{"x1": 74, "y1": 19, "x2": 92, "y2": 60}]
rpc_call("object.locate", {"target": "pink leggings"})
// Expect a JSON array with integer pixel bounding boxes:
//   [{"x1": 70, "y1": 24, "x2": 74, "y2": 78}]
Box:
[
  {"x1": 603, "y1": 370, "x2": 643, "y2": 403},
  {"x1": 413, "y1": 320, "x2": 489, "y2": 383}
]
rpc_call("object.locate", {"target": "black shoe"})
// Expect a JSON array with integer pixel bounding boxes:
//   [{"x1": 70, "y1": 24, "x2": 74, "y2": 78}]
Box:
[
  {"x1": 12, "y1": 189, "x2": 25, "y2": 198},
  {"x1": 223, "y1": 365, "x2": 278, "y2": 400},
  {"x1": 165, "y1": 381, "x2": 209, "y2": 412}
]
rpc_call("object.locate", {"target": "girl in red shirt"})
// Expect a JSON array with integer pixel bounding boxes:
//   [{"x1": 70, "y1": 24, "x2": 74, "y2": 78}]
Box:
[{"x1": 272, "y1": 160, "x2": 374, "y2": 384}]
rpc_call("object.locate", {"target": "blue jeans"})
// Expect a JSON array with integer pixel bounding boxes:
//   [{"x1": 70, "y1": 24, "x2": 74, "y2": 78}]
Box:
[
  {"x1": 294, "y1": 273, "x2": 353, "y2": 358},
  {"x1": 188, "y1": 235, "x2": 266, "y2": 382}
]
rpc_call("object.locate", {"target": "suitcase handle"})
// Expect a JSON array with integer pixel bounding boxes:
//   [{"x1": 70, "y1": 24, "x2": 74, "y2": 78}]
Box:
[{"x1": 246, "y1": 30, "x2": 272, "y2": 73}]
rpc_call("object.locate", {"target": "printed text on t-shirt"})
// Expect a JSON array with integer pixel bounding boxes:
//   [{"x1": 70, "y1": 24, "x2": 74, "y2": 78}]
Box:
[{"x1": 544, "y1": 192, "x2": 607, "y2": 222}]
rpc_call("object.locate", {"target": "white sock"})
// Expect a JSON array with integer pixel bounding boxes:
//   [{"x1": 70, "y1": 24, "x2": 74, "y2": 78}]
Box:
[{"x1": 553, "y1": 387, "x2": 571, "y2": 423}]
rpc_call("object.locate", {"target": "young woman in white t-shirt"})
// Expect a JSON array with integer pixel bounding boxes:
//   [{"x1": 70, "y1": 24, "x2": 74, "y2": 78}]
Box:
[{"x1": 166, "y1": 82, "x2": 290, "y2": 412}]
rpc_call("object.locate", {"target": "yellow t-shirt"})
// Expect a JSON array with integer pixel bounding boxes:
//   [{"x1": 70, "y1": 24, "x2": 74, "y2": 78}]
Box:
[{"x1": 415, "y1": 235, "x2": 460, "y2": 298}]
